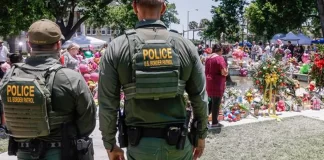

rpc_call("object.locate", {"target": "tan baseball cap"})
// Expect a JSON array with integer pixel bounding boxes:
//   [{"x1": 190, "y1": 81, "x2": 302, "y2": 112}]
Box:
[{"x1": 28, "y1": 19, "x2": 64, "y2": 45}]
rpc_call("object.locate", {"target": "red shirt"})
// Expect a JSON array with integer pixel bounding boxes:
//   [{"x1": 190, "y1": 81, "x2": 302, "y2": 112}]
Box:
[{"x1": 205, "y1": 54, "x2": 227, "y2": 97}]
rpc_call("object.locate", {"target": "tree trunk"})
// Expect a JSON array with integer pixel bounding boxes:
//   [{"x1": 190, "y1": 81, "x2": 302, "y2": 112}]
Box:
[
  {"x1": 317, "y1": 0, "x2": 324, "y2": 37},
  {"x1": 6, "y1": 36, "x2": 16, "y2": 53}
]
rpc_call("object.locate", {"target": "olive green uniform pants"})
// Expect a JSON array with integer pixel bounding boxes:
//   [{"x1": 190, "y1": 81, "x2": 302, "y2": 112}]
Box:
[
  {"x1": 127, "y1": 137, "x2": 193, "y2": 160},
  {"x1": 17, "y1": 149, "x2": 61, "y2": 160}
]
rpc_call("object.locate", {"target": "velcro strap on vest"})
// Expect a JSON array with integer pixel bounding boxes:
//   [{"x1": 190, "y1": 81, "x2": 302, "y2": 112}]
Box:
[{"x1": 123, "y1": 80, "x2": 186, "y2": 100}]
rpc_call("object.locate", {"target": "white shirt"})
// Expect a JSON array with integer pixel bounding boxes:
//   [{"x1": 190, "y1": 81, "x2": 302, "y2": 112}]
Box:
[
  {"x1": 0, "y1": 45, "x2": 9, "y2": 62},
  {"x1": 265, "y1": 45, "x2": 271, "y2": 55},
  {"x1": 257, "y1": 46, "x2": 263, "y2": 56}
]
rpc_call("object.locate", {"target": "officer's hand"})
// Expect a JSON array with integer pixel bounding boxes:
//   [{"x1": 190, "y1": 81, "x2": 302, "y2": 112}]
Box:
[
  {"x1": 193, "y1": 138, "x2": 205, "y2": 160},
  {"x1": 107, "y1": 145, "x2": 125, "y2": 160}
]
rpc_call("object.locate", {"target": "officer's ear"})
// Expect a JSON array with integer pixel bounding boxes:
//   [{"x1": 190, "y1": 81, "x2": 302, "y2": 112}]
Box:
[
  {"x1": 56, "y1": 41, "x2": 62, "y2": 50},
  {"x1": 132, "y1": 1, "x2": 138, "y2": 14},
  {"x1": 161, "y1": 2, "x2": 167, "y2": 15}
]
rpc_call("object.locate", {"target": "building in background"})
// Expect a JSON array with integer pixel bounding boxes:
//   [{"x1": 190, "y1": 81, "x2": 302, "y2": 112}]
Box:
[{"x1": 80, "y1": 25, "x2": 120, "y2": 43}]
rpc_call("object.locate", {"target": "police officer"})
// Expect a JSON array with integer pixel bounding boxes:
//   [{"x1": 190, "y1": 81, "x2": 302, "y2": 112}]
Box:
[
  {"x1": 98, "y1": 0, "x2": 208, "y2": 160},
  {"x1": 0, "y1": 19, "x2": 96, "y2": 159}
]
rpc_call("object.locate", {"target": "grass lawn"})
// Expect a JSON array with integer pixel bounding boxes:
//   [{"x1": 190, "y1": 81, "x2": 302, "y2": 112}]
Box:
[{"x1": 202, "y1": 116, "x2": 324, "y2": 160}]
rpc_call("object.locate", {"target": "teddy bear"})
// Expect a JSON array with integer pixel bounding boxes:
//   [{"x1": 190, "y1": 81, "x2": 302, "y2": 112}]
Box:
[
  {"x1": 224, "y1": 108, "x2": 237, "y2": 122},
  {"x1": 309, "y1": 81, "x2": 316, "y2": 92},
  {"x1": 276, "y1": 100, "x2": 286, "y2": 112}
]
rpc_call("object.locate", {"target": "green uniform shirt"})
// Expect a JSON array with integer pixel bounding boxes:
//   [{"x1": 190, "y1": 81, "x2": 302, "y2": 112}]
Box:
[
  {"x1": 0, "y1": 54, "x2": 96, "y2": 142},
  {"x1": 99, "y1": 20, "x2": 208, "y2": 149}
]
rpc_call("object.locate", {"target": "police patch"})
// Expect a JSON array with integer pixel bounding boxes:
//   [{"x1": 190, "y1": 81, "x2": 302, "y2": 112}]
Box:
[{"x1": 134, "y1": 41, "x2": 180, "y2": 71}]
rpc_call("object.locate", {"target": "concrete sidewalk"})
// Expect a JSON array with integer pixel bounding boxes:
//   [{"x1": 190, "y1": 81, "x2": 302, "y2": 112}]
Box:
[{"x1": 1, "y1": 110, "x2": 324, "y2": 160}]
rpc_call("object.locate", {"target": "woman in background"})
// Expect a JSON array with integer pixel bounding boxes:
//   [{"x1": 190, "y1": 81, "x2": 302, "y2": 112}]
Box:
[
  {"x1": 205, "y1": 44, "x2": 228, "y2": 128},
  {"x1": 61, "y1": 43, "x2": 81, "y2": 71}
]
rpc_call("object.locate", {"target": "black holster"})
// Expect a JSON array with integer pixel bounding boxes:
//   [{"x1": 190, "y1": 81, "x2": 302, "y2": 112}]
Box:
[
  {"x1": 76, "y1": 138, "x2": 94, "y2": 160},
  {"x1": 127, "y1": 127, "x2": 142, "y2": 146},
  {"x1": 29, "y1": 139, "x2": 47, "y2": 159},
  {"x1": 176, "y1": 110, "x2": 192, "y2": 150},
  {"x1": 61, "y1": 122, "x2": 72, "y2": 160},
  {"x1": 8, "y1": 136, "x2": 17, "y2": 156},
  {"x1": 118, "y1": 109, "x2": 128, "y2": 148},
  {"x1": 188, "y1": 119, "x2": 199, "y2": 147}
]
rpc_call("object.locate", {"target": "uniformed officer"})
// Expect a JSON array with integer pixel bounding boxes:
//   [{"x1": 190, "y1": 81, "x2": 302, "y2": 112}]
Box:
[
  {"x1": 98, "y1": 0, "x2": 208, "y2": 160},
  {"x1": 0, "y1": 19, "x2": 96, "y2": 159}
]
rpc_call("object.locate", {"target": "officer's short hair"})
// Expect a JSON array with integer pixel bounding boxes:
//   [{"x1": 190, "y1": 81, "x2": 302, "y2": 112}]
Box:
[
  {"x1": 135, "y1": 0, "x2": 165, "y2": 8},
  {"x1": 9, "y1": 53, "x2": 23, "y2": 64}
]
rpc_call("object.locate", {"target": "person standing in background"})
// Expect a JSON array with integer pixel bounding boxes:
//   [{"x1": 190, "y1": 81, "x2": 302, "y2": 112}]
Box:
[
  {"x1": 205, "y1": 44, "x2": 227, "y2": 128},
  {"x1": 62, "y1": 43, "x2": 81, "y2": 71},
  {"x1": 257, "y1": 42, "x2": 263, "y2": 61},
  {"x1": 264, "y1": 42, "x2": 271, "y2": 60},
  {"x1": 251, "y1": 41, "x2": 257, "y2": 61},
  {"x1": 0, "y1": 40, "x2": 9, "y2": 79}
]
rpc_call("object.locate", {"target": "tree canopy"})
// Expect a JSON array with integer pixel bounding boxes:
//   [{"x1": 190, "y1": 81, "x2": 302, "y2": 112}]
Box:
[
  {"x1": 204, "y1": 0, "x2": 247, "y2": 42},
  {"x1": 87, "y1": 0, "x2": 180, "y2": 37},
  {"x1": 0, "y1": 0, "x2": 49, "y2": 39},
  {"x1": 245, "y1": 0, "x2": 317, "y2": 40},
  {"x1": 0, "y1": 0, "x2": 114, "y2": 42},
  {"x1": 188, "y1": 21, "x2": 199, "y2": 30}
]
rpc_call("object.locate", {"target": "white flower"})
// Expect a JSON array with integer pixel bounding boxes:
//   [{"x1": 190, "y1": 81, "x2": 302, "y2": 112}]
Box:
[{"x1": 263, "y1": 67, "x2": 267, "y2": 70}]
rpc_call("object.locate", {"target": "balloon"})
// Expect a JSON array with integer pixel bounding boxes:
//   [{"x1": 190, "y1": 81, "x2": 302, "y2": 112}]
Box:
[
  {"x1": 94, "y1": 52, "x2": 101, "y2": 58},
  {"x1": 94, "y1": 58, "x2": 100, "y2": 64},
  {"x1": 84, "y1": 51, "x2": 93, "y2": 58},
  {"x1": 239, "y1": 68, "x2": 248, "y2": 77},
  {"x1": 90, "y1": 73, "x2": 99, "y2": 82},
  {"x1": 299, "y1": 64, "x2": 310, "y2": 74},
  {"x1": 302, "y1": 53, "x2": 310, "y2": 63},
  {"x1": 233, "y1": 49, "x2": 244, "y2": 60},
  {"x1": 92, "y1": 63, "x2": 98, "y2": 70},
  {"x1": 83, "y1": 74, "x2": 90, "y2": 82},
  {"x1": 79, "y1": 64, "x2": 88, "y2": 73}
]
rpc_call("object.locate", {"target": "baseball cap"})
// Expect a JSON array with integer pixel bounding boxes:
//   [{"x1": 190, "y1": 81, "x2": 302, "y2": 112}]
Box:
[
  {"x1": 28, "y1": 19, "x2": 64, "y2": 45},
  {"x1": 0, "y1": 40, "x2": 3, "y2": 43}
]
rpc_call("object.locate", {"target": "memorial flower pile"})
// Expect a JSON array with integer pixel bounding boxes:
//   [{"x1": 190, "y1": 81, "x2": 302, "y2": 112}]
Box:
[
  {"x1": 310, "y1": 45, "x2": 324, "y2": 88},
  {"x1": 252, "y1": 58, "x2": 288, "y2": 102}
]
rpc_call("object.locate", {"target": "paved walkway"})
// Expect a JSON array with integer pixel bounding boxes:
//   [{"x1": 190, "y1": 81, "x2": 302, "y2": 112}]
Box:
[{"x1": 1, "y1": 110, "x2": 324, "y2": 160}]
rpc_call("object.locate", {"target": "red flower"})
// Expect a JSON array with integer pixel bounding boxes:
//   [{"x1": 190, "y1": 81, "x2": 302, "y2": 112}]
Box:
[{"x1": 315, "y1": 59, "x2": 324, "y2": 69}]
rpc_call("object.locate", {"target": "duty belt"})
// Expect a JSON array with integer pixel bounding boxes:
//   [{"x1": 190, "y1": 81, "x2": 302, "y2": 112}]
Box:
[
  {"x1": 127, "y1": 126, "x2": 184, "y2": 147},
  {"x1": 18, "y1": 141, "x2": 62, "y2": 149}
]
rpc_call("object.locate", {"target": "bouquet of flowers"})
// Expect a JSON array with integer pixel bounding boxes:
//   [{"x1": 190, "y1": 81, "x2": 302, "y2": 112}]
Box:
[
  {"x1": 274, "y1": 48, "x2": 284, "y2": 61},
  {"x1": 252, "y1": 58, "x2": 288, "y2": 102},
  {"x1": 288, "y1": 57, "x2": 298, "y2": 66},
  {"x1": 244, "y1": 88, "x2": 254, "y2": 104},
  {"x1": 310, "y1": 44, "x2": 324, "y2": 89}
]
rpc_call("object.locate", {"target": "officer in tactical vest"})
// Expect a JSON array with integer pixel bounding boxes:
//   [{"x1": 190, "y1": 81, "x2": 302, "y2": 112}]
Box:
[
  {"x1": 0, "y1": 19, "x2": 96, "y2": 160},
  {"x1": 98, "y1": 0, "x2": 208, "y2": 160}
]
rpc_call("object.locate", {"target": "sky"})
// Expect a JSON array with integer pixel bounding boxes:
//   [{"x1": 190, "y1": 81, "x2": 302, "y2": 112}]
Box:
[{"x1": 168, "y1": 0, "x2": 219, "y2": 39}]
